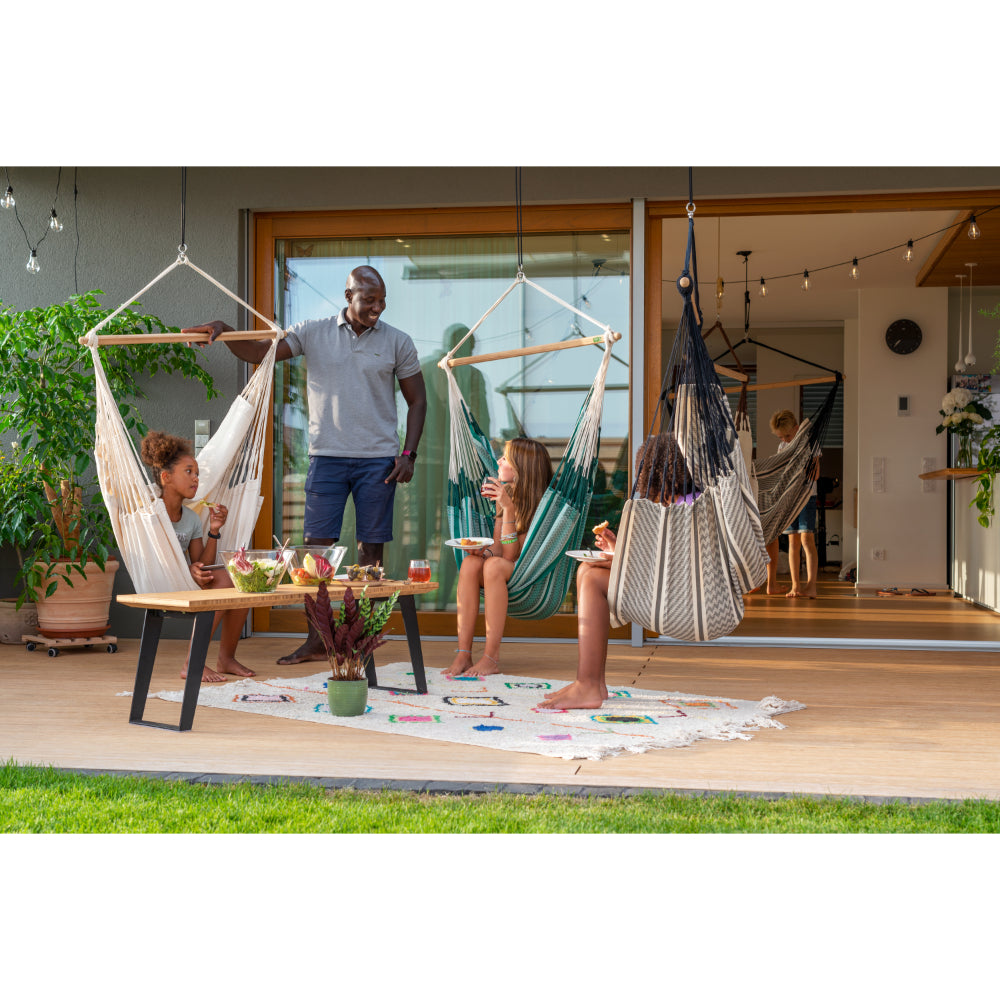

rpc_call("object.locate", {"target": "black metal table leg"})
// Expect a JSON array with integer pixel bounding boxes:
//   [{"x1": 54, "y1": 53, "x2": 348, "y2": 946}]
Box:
[
  {"x1": 364, "y1": 593, "x2": 428, "y2": 695},
  {"x1": 129, "y1": 609, "x2": 214, "y2": 731}
]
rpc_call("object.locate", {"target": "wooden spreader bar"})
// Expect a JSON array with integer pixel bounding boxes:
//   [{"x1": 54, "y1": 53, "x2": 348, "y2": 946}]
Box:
[{"x1": 80, "y1": 330, "x2": 283, "y2": 346}]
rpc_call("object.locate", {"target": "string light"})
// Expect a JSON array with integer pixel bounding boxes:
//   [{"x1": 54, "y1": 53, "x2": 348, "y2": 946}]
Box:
[
  {"x1": 2, "y1": 166, "x2": 65, "y2": 274},
  {"x1": 903, "y1": 240, "x2": 914, "y2": 263},
  {"x1": 758, "y1": 277, "x2": 767, "y2": 297},
  {"x1": 968, "y1": 215, "x2": 980, "y2": 240},
  {"x1": 850, "y1": 257, "x2": 860, "y2": 280},
  {"x1": 801, "y1": 269, "x2": 810, "y2": 291}
]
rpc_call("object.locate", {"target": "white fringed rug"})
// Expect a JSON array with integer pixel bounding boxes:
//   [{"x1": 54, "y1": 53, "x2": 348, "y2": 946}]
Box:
[{"x1": 150, "y1": 663, "x2": 805, "y2": 761}]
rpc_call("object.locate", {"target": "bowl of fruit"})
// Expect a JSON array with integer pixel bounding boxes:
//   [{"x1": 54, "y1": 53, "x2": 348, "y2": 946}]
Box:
[
  {"x1": 289, "y1": 545, "x2": 348, "y2": 587},
  {"x1": 222, "y1": 547, "x2": 295, "y2": 593}
]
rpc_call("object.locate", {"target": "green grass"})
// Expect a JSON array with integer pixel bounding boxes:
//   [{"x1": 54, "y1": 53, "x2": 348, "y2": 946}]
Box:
[{"x1": 3, "y1": 761, "x2": 998, "y2": 833}]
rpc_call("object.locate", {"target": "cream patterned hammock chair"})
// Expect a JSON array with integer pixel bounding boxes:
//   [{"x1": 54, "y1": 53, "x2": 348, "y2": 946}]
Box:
[{"x1": 81, "y1": 251, "x2": 284, "y2": 594}]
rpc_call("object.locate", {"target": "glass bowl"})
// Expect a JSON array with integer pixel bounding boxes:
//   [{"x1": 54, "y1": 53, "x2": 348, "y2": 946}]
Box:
[
  {"x1": 288, "y1": 545, "x2": 348, "y2": 586},
  {"x1": 221, "y1": 549, "x2": 294, "y2": 593}
]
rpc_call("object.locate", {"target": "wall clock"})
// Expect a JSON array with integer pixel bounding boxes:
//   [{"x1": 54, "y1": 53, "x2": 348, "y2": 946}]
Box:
[{"x1": 885, "y1": 319, "x2": 922, "y2": 355}]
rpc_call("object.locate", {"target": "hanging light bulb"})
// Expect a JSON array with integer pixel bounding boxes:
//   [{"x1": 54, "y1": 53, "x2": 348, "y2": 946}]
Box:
[
  {"x1": 954, "y1": 274, "x2": 966, "y2": 373},
  {"x1": 801, "y1": 269, "x2": 810, "y2": 291},
  {"x1": 1, "y1": 185, "x2": 14, "y2": 209},
  {"x1": 850, "y1": 257, "x2": 860, "y2": 280},
  {"x1": 49, "y1": 209, "x2": 63, "y2": 232},
  {"x1": 903, "y1": 240, "x2": 915, "y2": 263},
  {"x1": 26, "y1": 250, "x2": 41, "y2": 274},
  {"x1": 758, "y1": 277, "x2": 767, "y2": 298},
  {"x1": 965, "y1": 263, "x2": 977, "y2": 367},
  {"x1": 968, "y1": 215, "x2": 981, "y2": 240}
]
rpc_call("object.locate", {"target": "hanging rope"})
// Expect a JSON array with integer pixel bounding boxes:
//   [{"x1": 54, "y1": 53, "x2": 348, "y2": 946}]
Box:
[
  {"x1": 179, "y1": 166, "x2": 187, "y2": 253},
  {"x1": 514, "y1": 166, "x2": 523, "y2": 272}
]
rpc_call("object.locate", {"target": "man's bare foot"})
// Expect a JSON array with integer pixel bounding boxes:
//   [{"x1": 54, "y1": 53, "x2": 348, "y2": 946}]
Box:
[
  {"x1": 538, "y1": 681, "x2": 607, "y2": 710},
  {"x1": 448, "y1": 649, "x2": 474, "y2": 676},
  {"x1": 276, "y1": 640, "x2": 328, "y2": 666},
  {"x1": 181, "y1": 664, "x2": 226, "y2": 683},
  {"x1": 766, "y1": 587, "x2": 788, "y2": 596},
  {"x1": 461, "y1": 653, "x2": 500, "y2": 676},
  {"x1": 217, "y1": 657, "x2": 256, "y2": 678}
]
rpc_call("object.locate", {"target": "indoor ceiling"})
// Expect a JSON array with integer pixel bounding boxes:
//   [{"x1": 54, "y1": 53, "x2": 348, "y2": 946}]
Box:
[{"x1": 661, "y1": 206, "x2": 1000, "y2": 328}]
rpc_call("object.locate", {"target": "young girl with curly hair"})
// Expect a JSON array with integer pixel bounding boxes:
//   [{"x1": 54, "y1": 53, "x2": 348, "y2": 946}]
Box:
[{"x1": 141, "y1": 430, "x2": 254, "y2": 683}]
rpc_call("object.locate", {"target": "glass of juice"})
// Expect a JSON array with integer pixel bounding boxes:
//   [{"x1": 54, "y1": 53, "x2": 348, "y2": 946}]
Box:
[{"x1": 408, "y1": 560, "x2": 431, "y2": 583}]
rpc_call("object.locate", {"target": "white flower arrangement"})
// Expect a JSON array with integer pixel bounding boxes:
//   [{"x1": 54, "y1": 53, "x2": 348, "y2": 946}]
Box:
[{"x1": 936, "y1": 388, "x2": 992, "y2": 435}]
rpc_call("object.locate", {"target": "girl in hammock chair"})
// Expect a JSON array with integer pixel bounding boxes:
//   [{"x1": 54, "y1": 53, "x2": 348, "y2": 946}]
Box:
[
  {"x1": 140, "y1": 431, "x2": 255, "y2": 684},
  {"x1": 538, "y1": 432, "x2": 695, "y2": 710},
  {"x1": 449, "y1": 437, "x2": 553, "y2": 677}
]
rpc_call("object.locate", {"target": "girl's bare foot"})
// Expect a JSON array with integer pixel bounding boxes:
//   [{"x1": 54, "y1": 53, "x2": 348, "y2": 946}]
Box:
[
  {"x1": 538, "y1": 681, "x2": 607, "y2": 710},
  {"x1": 785, "y1": 589, "x2": 804, "y2": 598},
  {"x1": 218, "y1": 657, "x2": 256, "y2": 678},
  {"x1": 181, "y1": 664, "x2": 226, "y2": 683},
  {"x1": 766, "y1": 587, "x2": 788, "y2": 595},
  {"x1": 462, "y1": 653, "x2": 500, "y2": 676},
  {"x1": 448, "y1": 649, "x2": 474, "y2": 676}
]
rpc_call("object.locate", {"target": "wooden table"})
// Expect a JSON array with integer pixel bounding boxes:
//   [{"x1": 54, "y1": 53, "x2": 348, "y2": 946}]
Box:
[{"x1": 117, "y1": 579, "x2": 438, "y2": 732}]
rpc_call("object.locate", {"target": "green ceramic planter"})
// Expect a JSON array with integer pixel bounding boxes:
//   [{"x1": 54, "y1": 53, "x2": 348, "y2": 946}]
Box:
[{"x1": 326, "y1": 678, "x2": 369, "y2": 716}]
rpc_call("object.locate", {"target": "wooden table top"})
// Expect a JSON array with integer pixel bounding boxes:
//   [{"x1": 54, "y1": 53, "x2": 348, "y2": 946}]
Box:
[{"x1": 117, "y1": 579, "x2": 437, "y2": 613}]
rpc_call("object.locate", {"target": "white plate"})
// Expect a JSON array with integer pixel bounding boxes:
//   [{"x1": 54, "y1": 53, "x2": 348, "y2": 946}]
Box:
[
  {"x1": 566, "y1": 549, "x2": 612, "y2": 563},
  {"x1": 445, "y1": 536, "x2": 494, "y2": 551}
]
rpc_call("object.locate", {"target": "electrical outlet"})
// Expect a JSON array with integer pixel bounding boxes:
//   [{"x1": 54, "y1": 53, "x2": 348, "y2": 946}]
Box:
[{"x1": 871, "y1": 548, "x2": 886, "y2": 561}]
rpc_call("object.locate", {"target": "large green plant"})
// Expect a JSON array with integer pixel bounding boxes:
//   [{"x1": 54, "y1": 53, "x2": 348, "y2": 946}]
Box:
[{"x1": 0, "y1": 291, "x2": 217, "y2": 605}]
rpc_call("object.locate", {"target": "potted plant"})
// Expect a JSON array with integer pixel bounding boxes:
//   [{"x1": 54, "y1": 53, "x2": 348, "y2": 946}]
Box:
[
  {"x1": 303, "y1": 582, "x2": 399, "y2": 716},
  {"x1": 0, "y1": 291, "x2": 216, "y2": 634}
]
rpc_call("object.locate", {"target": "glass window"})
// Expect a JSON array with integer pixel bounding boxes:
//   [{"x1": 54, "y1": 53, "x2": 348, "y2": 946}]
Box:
[{"x1": 272, "y1": 231, "x2": 631, "y2": 613}]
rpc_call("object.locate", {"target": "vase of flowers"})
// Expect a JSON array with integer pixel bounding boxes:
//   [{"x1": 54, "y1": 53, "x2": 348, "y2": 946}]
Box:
[
  {"x1": 303, "y1": 582, "x2": 398, "y2": 716},
  {"x1": 936, "y1": 387, "x2": 992, "y2": 468}
]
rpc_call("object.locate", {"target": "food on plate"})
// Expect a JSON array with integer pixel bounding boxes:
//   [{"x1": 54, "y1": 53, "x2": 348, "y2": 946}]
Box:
[
  {"x1": 592, "y1": 520, "x2": 609, "y2": 536},
  {"x1": 226, "y1": 546, "x2": 290, "y2": 593},
  {"x1": 346, "y1": 564, "x2": 384, "y2": 582}
]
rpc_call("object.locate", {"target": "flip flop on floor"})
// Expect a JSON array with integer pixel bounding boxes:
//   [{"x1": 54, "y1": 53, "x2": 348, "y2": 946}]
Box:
[
  {"x1": 877, "y1": 587, "x2": 899, "y2": 596},
  {"x1": 909, "y1": 588, "x2": 932, "y2": 596}
]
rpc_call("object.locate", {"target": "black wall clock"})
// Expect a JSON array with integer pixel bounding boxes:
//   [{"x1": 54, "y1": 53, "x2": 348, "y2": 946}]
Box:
[{"x1": 885, "y1": 319, "x2": 922, "y2": 355}]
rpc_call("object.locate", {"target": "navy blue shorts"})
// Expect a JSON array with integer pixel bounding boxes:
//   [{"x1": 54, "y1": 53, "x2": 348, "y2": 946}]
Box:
[
  {"x1": 304, "y1": 456, "x2": 397, "y2": 543},
  {"x1": 783, "y1": 496, "x2": 817, "y2": 535}
]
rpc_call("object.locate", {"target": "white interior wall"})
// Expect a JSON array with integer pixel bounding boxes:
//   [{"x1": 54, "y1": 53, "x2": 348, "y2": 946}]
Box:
[
  {"x1": 856, "y1": 286, "x2": 949, "y2": 590},
  {"x1": 842, "y1": 317, "x2": 860, "y2": 573}
]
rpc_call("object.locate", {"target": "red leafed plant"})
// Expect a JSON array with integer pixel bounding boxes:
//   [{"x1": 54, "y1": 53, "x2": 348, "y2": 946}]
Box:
[{"x1": 303, "y1": 581, "x2": 399, "y2": 680}]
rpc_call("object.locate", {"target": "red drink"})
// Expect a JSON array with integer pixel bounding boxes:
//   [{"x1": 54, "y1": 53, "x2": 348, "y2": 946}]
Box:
[{"x1": 408, "y1": 566, "x2": 432, "y2": 583}]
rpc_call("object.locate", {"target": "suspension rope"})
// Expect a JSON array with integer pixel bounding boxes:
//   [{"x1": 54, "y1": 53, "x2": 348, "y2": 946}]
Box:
[
  {"x1": 179, "y1": 166, "x2": 187, "y2": 253},
  {"x1": 514, "y1": 166, "x2": 523, "y2": 272}
]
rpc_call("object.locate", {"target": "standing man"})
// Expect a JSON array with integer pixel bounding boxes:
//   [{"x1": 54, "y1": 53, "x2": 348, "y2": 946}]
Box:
[{"x1": 184, "y1": 265, "x2": 426, "y2": 664}]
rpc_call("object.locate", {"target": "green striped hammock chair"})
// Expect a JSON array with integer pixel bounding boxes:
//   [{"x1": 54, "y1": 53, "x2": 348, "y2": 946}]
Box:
[{"x1": 440, "y1": 271, "x2": 618, "y2": 620}]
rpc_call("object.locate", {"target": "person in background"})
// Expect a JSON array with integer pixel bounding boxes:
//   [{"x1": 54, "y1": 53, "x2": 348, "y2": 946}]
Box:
[
  {"x1": 183, "y1": 265, "x2": 427, "y2": 664},
  {"x1": 140, "y1": 430, "x2": 252, "y2": 683}
]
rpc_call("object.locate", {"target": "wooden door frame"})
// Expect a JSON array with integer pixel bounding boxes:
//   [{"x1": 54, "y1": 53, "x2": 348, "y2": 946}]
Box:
[{"x1": 250, "y1": 204, "x2": 632, "y2": 636}]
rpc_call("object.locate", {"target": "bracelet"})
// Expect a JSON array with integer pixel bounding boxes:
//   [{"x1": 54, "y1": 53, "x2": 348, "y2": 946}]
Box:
[
  {"x1": 207, "y1": 530, "x2": 221, "y2": 539},
  {"x1": 501, "y1": 537, "x2": 517, "y2": 545}
]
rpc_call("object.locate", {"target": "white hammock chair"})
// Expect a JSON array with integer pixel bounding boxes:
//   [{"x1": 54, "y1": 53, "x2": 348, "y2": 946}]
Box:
[{"x1": 81, "y1": 251, "x2": 284, "y2": 594}]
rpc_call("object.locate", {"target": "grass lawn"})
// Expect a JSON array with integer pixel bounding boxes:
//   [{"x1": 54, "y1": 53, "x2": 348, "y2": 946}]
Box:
[{"x1": 3, "y1": 761, "x2": 999, "y2": 833}]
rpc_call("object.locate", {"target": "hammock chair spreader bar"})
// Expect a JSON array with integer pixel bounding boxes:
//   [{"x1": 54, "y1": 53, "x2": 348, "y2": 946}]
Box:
[
  {"x1": 445, "y1": 330, "x2": 621, "y2": 367},
  {"x1": 718, "y1": 373, "x2": 843, "y2": 395},
  {"x1": 81, "y1": 329, "x2": 283, "y2": 346},
  {"x1": 713, "y1": 362, "x2": 748, "y2": 383}
]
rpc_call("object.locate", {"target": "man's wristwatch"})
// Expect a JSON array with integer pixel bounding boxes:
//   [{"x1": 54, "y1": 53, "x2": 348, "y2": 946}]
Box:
[{"x1": 401, "y1": 449, "x2": 417, "y2": 461}]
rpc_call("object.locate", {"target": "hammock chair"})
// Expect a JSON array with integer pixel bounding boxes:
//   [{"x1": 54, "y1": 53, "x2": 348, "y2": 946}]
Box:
[
  {"x1": 80, "y1": 249, "x2": 284, "y2": 594},
  {"x1": 441, "y1": 270, "x2": 619, "y2": 620},
  {"x1": 607, "y1": 201, "x2": 768, "y2": 642},
  {"x1": 709, "y1": 331, "x2": 843, "y2": 545}
]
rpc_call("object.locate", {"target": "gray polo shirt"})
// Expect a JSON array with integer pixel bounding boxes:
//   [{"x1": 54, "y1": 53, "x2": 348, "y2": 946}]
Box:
[{"x1": 284, "y1": 308, "x2": 422, "y2": 458}]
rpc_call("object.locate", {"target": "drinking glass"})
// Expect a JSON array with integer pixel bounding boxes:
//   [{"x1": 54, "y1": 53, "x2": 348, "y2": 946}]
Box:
[{"x1": 408, "y1": 559, "x2": 431, "y2": 583}]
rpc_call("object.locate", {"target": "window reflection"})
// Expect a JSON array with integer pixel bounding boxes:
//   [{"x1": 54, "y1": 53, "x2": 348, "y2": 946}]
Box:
[{"x1": 272, "y1": 233, "x2": 630, "y2": 614}]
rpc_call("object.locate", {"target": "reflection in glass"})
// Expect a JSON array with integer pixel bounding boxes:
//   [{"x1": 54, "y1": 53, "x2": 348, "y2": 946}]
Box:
[{"x1": 272, "y1": 232, "x2": 630, "y2": 615}]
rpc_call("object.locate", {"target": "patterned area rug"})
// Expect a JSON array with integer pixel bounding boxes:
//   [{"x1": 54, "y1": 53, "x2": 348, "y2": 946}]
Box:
[{"x1": 151, "y1": 663, "x2": 805, "y2": 761}]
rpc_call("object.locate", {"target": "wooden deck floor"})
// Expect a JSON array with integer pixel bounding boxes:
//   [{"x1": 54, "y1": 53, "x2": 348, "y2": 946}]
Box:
[{"x1": 3, "y1": 580, "x2": 999, "y2": 801}]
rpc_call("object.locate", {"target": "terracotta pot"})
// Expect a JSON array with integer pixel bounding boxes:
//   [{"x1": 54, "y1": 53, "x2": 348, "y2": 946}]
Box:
[
  {"x1": 0, "y1": 598, "x2": 38, "y2": 643},
  {"x1": 34, "y1": 558, "x2": 120, "y2": 638}
]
